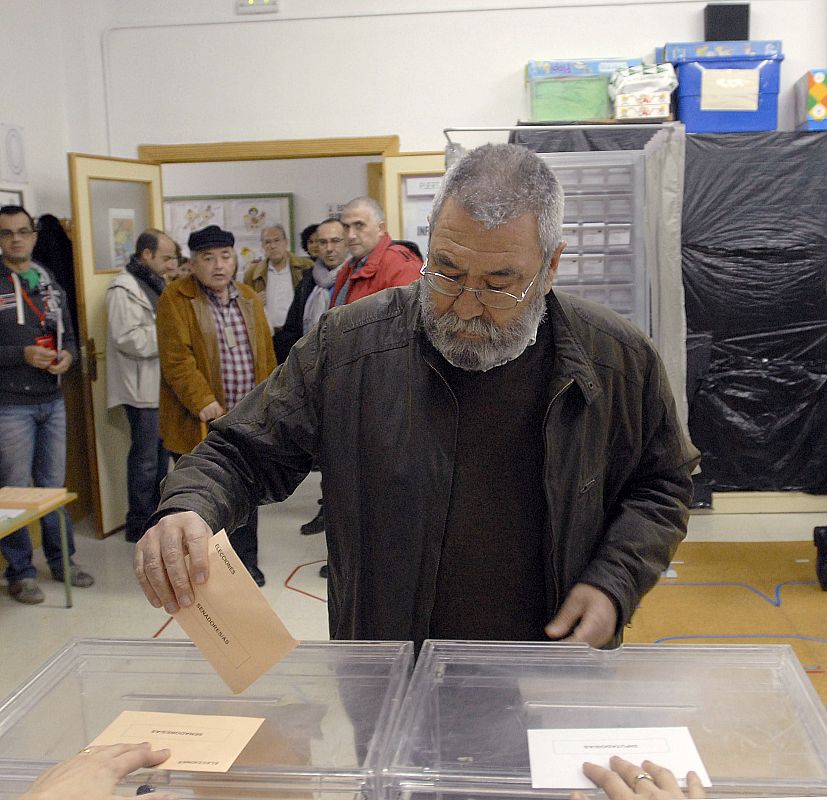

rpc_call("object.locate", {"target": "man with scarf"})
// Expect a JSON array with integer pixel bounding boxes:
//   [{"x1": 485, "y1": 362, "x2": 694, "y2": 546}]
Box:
[
  {"x1": 106, "y1": 229, "x2": 178, "y2": 543},
  {"x1": 281, "y1": 217, "x2": 350, "y2": 543},
  {"x1": 0, "y1": 205, "x2": 93, "y2": 604}
]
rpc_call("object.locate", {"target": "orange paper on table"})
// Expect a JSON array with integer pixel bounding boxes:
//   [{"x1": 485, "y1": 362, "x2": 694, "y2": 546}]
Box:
[
  {"x1": 87, "y1": 710, "x2": 264, "y2": 772},
  {"x1": 174, "y1": 529, "x2": 298, "y2": 693}
]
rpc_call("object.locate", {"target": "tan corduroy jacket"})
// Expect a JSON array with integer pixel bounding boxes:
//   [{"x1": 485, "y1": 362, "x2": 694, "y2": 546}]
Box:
[
  {"x1": 157, "y1": 274, "x2": 276, "y2": 455},
  {"x1": 242, "y1": 253, "x2": 312, "y2": 297}
]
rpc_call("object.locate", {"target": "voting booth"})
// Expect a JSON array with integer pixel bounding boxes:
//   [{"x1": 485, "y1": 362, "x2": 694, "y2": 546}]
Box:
[
  {"x1": 0, "y1": 638, "x2": 412, "y2": 799},
  {"x1": 384, "y1": 641, "x2": 827, "y2": 799}
]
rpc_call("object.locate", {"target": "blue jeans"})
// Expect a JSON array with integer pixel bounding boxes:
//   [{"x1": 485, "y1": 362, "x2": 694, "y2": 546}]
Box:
[
  {"x1": 123, "y1": 405, "x2": 169, "y2": 540},
  {"x1": 0, "y1": 399, "x2": 76, "y2": 582}
]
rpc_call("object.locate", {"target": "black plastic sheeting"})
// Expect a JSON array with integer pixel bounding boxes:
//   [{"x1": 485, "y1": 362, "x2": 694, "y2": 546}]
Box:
[
  {"x1": 683, "y1": 133, "x2": 827, "y2": 492},
  {"x1": 511, "y1": 126, "x2": 827, "y2": 492}
]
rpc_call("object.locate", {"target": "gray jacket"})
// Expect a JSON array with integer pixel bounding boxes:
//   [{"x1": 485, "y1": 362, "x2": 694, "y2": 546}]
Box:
[
  {"x1": 157, "y1": 282, "x2": 700, "y2": 646},
  {"x1": 105, "y1": 271, "x2": 160, "y2": 409}
]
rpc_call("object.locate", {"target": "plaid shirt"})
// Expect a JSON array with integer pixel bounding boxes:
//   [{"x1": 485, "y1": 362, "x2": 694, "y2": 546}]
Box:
[{"x1": 204, "y1": 283, "x2": 255, "y2": 410}]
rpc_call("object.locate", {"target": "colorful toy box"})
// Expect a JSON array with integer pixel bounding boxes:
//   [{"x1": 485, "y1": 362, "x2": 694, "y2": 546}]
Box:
[
  {"x1": 794, "y1": 70, "x2": 827, "y2": 131},
  {"x1": 525, "y1": 58, "x2": 641, "y2": 122},
  {"x1": 663, "y1": 41, "x2": 784, "y2": 132}
]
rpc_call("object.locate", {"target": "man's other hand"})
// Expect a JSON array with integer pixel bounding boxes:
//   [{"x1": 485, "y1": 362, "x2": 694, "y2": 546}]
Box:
[
  {"x1": 198, "y1": 401, "x2": 224, "y2": 422},
  {"x1": 134, "y1": 511, "x2": 212, "y2": 614},
  {"x1": 545, "y1": 582, "x2": 617, "y2": 647},
  {"x1": 47, "y1": 349, "x2": 73, "y2": 375}
]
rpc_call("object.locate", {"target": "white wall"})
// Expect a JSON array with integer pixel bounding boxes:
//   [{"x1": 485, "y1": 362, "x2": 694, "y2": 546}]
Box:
[
  {"x1": 162, "y1": 156, "x2": 381, "y2": 247},
  {"x1": 1, "y1": 0, "x2": 825, "y2": 216}
]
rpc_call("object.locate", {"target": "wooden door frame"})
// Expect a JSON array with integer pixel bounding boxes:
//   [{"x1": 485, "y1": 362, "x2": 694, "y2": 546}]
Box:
[
  {"x1": 68, "y1": 153, "x2": 165, "y2": 537},
  {"x1": 137, "y1": 135, "x2": 400, "y2": 164}
]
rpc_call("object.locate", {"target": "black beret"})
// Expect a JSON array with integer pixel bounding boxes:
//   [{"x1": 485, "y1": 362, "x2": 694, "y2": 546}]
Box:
[{"x1": 188, "y1": 225, "x2": 235, "y2": 252}]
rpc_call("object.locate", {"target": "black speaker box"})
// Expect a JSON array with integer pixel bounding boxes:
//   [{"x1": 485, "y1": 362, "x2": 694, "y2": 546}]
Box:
[{"x1": 704, "y1": 3, "x2": 750, "y2": 41}]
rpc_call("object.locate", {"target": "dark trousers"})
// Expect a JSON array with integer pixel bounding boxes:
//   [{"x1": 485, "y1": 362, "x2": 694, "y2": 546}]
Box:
[
  {"x1": 230, "y1": 508, "x2": 259, "y2": 571},
  {"x1": 124, "y1": 405, "x2": 169, "y2": 540},
  {"x1": 273, "y1": 329, "x2": 292, "y2": 365}
]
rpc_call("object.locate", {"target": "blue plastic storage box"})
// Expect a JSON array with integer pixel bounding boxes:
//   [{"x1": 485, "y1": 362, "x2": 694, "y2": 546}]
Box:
[{"x1": 668, "y1": 45, "x2": 784, "y2": 132}]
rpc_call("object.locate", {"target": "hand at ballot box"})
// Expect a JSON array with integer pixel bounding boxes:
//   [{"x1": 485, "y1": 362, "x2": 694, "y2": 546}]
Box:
[
  {"x1": 18, "y1": 742, "x2": 176, "y2": 800},
  {"x1": 572, "y1": 756, "x2": 706, "y2": 800}
]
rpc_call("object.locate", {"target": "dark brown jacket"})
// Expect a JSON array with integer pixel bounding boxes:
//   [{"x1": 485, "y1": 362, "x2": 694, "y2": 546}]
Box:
[
  {"x1": 156, "y1": 282, "x2": 699, "y2": 646},
  {"x1": 157, "y1": 275, "x2": 276, "y2": 455}
]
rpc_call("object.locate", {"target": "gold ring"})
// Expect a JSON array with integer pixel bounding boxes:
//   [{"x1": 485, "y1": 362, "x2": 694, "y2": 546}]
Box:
[
  {"x1": 633, "y1": 772, "x2": 654, "y2": 788},
  {"x1": 80, "y1": 747, "x2": 93, "y2": 754}
]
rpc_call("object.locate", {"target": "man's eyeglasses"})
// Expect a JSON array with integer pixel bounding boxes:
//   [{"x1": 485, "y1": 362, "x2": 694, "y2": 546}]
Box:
[
  {"x1": 0, "y1": 227, "x2": 36, "y2": 241},
  {"x1": 419, "y1": 260, "x2": 541, "y2": 310}
]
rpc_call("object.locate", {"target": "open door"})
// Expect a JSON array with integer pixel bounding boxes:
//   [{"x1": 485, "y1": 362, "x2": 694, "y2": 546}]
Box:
[{"x1": 68, "y1": 154, "x2": 164, "y2": 538}]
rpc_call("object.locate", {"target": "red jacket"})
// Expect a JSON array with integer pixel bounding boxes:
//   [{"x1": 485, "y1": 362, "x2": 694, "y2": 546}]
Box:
[{"x1": 331, "y1": 233, "x2": 422, "y2": 306}]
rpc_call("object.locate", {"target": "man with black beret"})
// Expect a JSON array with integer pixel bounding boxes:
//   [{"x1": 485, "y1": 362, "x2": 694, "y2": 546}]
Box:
[{"x1": 154, "y1": 225, "x2": 275, "y2": 586}]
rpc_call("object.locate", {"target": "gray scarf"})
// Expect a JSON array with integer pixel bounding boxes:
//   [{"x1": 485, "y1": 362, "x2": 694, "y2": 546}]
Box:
[{"x1": 303, "y1": 258, "x2": 344, "y2": 335}]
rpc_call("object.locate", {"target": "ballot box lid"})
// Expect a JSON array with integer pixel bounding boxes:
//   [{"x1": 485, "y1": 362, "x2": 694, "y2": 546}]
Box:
[
  {"x1": 0, "y1": 638, "x2": 412, "y2": 799},
  {"x1": 384, "y1": 641, "x2": 827, "y2": 799}
]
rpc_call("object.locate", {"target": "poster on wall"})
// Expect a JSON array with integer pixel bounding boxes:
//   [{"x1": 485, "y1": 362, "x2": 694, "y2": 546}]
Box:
[
  {"x1": 108, "y1": 208, "x2": 136, "y2": 270},
  {"x1": 0, "y1": 186, "x2": 25, "y2": 207},
  {"x1": 402, "y1": 174, "x2": 443, "y2": 256},
  {"x1": 164, "y1": 193, "x2": 295, "y2": 272}
]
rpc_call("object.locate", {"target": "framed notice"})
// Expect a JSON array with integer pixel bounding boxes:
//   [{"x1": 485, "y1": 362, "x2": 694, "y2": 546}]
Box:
[
  {"x1": 164, "y1": 193, "x2": 295, "y2": 273},
  {"x1": 0, "y1": 184, "x2": 26, "y2": 208},
  {"x1": 381, "y1": 153, "x2": 445, "y2": 256}
]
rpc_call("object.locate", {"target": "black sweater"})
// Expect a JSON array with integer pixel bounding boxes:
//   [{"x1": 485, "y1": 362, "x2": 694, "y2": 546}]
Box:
[{"x1": 0, "y1": 261, "x2": 78, "y2": 405}]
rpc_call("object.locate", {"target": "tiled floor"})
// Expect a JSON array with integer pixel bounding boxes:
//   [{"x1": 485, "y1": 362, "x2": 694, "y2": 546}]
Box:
[
  {"x1": 0, "y1": 472, "x2": 331, "y2": 700},
  {"x1": 1, "y1": 470, "x2": 823, "y2": 701}
]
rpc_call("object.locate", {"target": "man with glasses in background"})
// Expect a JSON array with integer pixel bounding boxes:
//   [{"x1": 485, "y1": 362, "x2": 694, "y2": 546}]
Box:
[
  {"x1": 0, "y1": 205, "x2": 93, "y2": 603},
  {"x1": 135, "y1": 145, "x2": 699, "y2": 650},
  {"x1": 281, "y1": 218, "x2": 350, "y2": 548}
]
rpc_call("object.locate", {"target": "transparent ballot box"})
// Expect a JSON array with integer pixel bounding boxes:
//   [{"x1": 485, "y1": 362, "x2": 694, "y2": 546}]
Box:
[
  {"x1": 384, "y1": 641, "x2": 827, "y2": 799},
  {"x1": 0, "y1": 638, "x2": 413, "y2": 799}
]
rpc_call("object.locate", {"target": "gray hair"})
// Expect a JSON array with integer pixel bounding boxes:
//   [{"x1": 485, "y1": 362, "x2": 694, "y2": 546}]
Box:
[
  {"x1": 429, "y1": 143, "x2": 564, "y2": 265},
  {"x1": 261, "y1": 223, "x2": 287, "y2": 239},
  {"x1": 342, "y1": 195, "x2": 385, "y2": 223}
]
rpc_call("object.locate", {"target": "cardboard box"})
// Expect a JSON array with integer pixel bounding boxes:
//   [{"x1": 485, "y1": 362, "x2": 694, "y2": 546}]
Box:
[
  {"x1": 794, "y1": 69, "x2": 827, "y2": 131},
  {"x1": 525, "y1": 58, "x2": 642, "y2": 122},
  {"x1": 614, "y1": 91, "x2": 672, "y2": 119}
]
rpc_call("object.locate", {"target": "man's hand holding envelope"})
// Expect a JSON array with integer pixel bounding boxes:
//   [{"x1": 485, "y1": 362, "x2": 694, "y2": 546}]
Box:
[{"x1": 136, "y1": 517, "x2": 298, "y2": 694}]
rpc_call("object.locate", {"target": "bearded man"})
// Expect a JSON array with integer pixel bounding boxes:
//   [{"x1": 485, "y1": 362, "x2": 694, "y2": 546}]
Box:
[{"x1": 134, "y1": 144, "x2": 699, "y2": 651}]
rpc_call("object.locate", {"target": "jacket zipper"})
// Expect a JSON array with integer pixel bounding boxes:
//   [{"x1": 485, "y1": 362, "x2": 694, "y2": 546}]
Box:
[
  {"x1": 422, "y1": 353, "x2": 459, "y2": 642},
  {"x1": 543, "y1": 377, "x2": 574, "y2": 626}
]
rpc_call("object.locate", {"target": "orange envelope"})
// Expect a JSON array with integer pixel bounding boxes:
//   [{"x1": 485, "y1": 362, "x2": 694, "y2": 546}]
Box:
[
  {"x1": 87, "y1": 710, "x2": 264, "y2": 773},
  {"x1": 174, "y1": 529, "x2": 298, "y2": 693}
]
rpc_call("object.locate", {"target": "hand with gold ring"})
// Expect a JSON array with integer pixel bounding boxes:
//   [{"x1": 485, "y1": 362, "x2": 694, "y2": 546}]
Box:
[
  {"x1": 571, "y1": 756, "x2": 706, "y2": 800},
  {"x1": 18, "y1": 742, "x2": 177, "y2": 800}
]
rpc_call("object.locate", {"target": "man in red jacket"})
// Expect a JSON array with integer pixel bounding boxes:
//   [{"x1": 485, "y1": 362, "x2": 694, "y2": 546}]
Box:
[
  {"x1": 322, "y1": 196, "x2": 421, "y2": 576},
  {"x1": 330, "y1": 196, "x2": 422, "y2": 307}
]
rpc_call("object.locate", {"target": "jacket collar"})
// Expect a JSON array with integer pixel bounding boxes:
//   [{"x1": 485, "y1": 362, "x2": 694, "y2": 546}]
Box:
[{"x1": 346, "y1": 233, "x2": 393, "y2": 280}]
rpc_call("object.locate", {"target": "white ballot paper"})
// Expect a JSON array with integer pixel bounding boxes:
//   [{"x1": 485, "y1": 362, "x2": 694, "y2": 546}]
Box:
[
  {"x1": 174, "y1": 529, "x2": 298, "y2": 693},
  {"x1": 527, "y1": 726, "x2": 711, "y2": 789}
]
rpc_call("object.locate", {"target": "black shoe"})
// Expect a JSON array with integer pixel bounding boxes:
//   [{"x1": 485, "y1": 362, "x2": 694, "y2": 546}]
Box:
[
  {"x1": 247, "y1": 565, "x2": 266, "y2": 587},
  {"x1": 319, "y1": 564, "x2": 328, "y2": 579},
  {"x1": 301, "y1": 500, "x2": 325, "y2": 536},
  {"x1": 815, "y1": 527, "x2": 827, "y2": 591}
]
